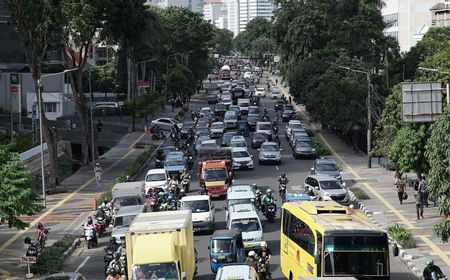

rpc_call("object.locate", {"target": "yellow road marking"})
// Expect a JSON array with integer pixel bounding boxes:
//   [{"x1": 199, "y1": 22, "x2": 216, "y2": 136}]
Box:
[
  {"x1": 0, "y1": 267, "x2": 10, "y2": 279},
  {"x1": 0, "y1": 133, "x2": 145, "y2": 254},
  {"x1": 419, "y1": 235, "x2": 450, "y2": 266}
]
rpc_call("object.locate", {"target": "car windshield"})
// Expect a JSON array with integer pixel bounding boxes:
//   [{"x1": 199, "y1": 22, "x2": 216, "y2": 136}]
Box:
[
  {"x1": 165, "y1": 158, "x2": 184, "y2": 166},
  {"x1": 211, "y1": 239, "x2": 233, "y2": 253},
  {"x1": 317, "y1": 163, "x2": 338, "y2": 172},
  {"x1": 230, "y1": 218, "x2": 261, "y2": 232},
  {"x1": 239, "y1": 102, "x2": 249, "y2": 107},
  {"x1": 182, "y1": 123, "x2": 194, "y2": 129},
  {"x1": 114, "y1": 214, "x2": 136, "y2": 227},
  {"x1": 145, "y1": 173, "x2": 166, "y2": 182},
  {"x1": 204, "y1": 168, "x2": 227, "y2": 181},
  {"x1": 290, "y1": 123, "x2": 303, "y2": 130},
  {"x1": 257, "y1": 88, "x2": 264, "y2": 91},
  {"x1": 258, "y1": 124, "x2": 271, "y2": 130},
  {"x1": 223, "y1": 133, "x2": 236, "y2": 141},
  {"x1": 225, "y1": 114, "x2": 237, "y2": 120},
  {"x1": 248, "y1": 116, "x2": 259, "y2": 123},
  {"x1": 230, "y1": 141, "x2": 246, "y2": 147},
  {"x1": 233, "y1": 151, "x2": 250, "y2": 158},
  {"x1": 321, "y1": 180, "x2": 343, "y2": 190},
  {"x1": 262, "y1": 144, "x2": 278, "y2": 151},
  {"x1": 211, "y1": 123, "x2": 224, "y2": 129},
  {"x1": 249, "y1": 108, "x2": 258, "y2": 114},
  {"x1": 229, "y1": 198, "x2": 253, "y2": 206},
  {"x1": 114, "y1": 197, "x2": 139, "y2": 208},
  {"x1": 181, "y1": 200, "x2": 210, "y2": 213},
  {"x1": 196, "y1": 128, "x2": 209, "y2": 135},
  {"x1": 297, "y1": 141, "x2": 314, "y2": 147},
  {"x1": 253, "y1": 133, "x2": 267, "y2": 140},
  {"x1": 132, "y1": 262, "x2": 178, "y2": 280},
  {"x1": 215, "y1": 105, "x2": 225, "y2": 110}
]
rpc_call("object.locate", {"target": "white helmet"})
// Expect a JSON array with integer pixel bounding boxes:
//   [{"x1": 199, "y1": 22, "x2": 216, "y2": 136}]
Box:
[
  {"x1": 260, "y1": 241, "x2": 267, "y2": 248},
  {"x1": 248, "y1": 251, "x2": 256, "y2": 257},
  {"x1": 266, "y1": 189, "x2": 272, "y2": 194}
]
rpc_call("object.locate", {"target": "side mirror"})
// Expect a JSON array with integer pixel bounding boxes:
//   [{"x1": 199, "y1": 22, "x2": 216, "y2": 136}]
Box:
[
  {"x1": 315, "y1": 186, "x2": 320, "y2": 190},
  {"x1": 392, "y1": 244, "x2": 399, "y2": 257},
  {"x1": 310, "y1": 167, "x2": 314, "y2": 174},
  {"x1": 208, "y1": 245, "x2": 210, "y2": 250},
  {"x1": 251, "y1": 155, "x2": 253, "y2": 158},
  {"x1": 342, "y1": 182, "x2": 347, "y2": 188}
]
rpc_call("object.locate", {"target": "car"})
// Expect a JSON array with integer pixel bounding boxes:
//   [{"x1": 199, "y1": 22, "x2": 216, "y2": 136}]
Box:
[
  {"x1": 256, "y1": 121, "x2": 272, "y2": 138},
  {"x1": 285, "y1": 120, "x2": 304, "y2": 138},
  {"x1": 151, "y1": 117, "x2": 181, "y2": 131},
  {"x1": 258, "y1": 141, "x2": 282, "y2": 165},
  {"x1": 255, "y1": 87, "x2": 266, "y2": 97},
  {"x1": 210, "y1": 122, "x2": 225, "y2": 138},
  {"x1": 180, "y1": 121, "x2": 195, "y2": 138},
  {"x1": 248, "y1": 106, "x2": 259, "y2": 116},
  {"x1": 214, "y1": 103, "x2": 227, "y2": 116},
  {"x1": 196, "y1": 118, "x2": 210, "y2": 128},
  {"x1": 243, "y1": 71, "x2": 253, "y2": 79},
  {"x1": 226, "y1": 185, "x2": 255, "y2": 209},
  {"x1": 232, "y1": 147, "x2": 254, "y2": 170},
  {"x1": 251, "y1": 132, "x2": 268, "y2": 148},
  {"x1": 289, "y1": 129, "x2": 308, "y2": 147},
  {"x1": 224, "y1": 111, "x2": 238, "y2": 129},
  {"x1": 144, "y1": 168, "x2": 168, "y2": 194},
  {"x1": 236, "y1": 120, "x2": 250, "y2": 137},
  {"x1": 200, "y1": 107, "x2": 213, "y2": 116},
  {"x1": 291, "y1": 133, "x2": 311, "y2": 149},
  {"x1": 303, "y1": 175, "x2": 350, "y2": 205},
  {"x1": 164, "y1": 151, "x2": 187, "y2": 177},
  {"x1": 154, "y1": 145, "x2": 176, "y2": 168},
  {"x1": 228, "y1": 105, "x2": 241, "y2": 119},
  {"x1": 221, "y1": 131, "x2": 237, "y2": 147},
  {"x1": 222, "y1": 96, "x2": 232, "y2": 108},
  {"x1": 181, "y1": 195, "x2": 215, "y2": 233},
  {"x1": 195, "y1": 135, "x2": 211, "y2": 152},
  {"x1": 237, "y1": 98, "x2": 250, "y2": 115},
  {"x1": 200, "y1": 139, "x2": 218, "y2": 150},
  {"x1": 229, "y1": 135, "x2": 247, "y2": 148},
  {"x1": 111, "y1": 204, "x2": 146, "y2": 241},
  {"x1": 208, "y1": 92, "x2": 219, "y2": 104},
  {"x1": 247, "y1": 114, "x2": 259, "y2": 131},
  {"x1": 311, "y1": 158, "x2": 343, "y2": 182},
  {"x1": 271, "y1": 90, "x2": 281, "y2": 99},
  {"x1": 293, "y1": 139, "x2": 316, "y2": 159},
  {"x1": 274, "y1": 99, "x2": 286, "y2": 111},
  {"x1": 39, "y1": 272, "x2": 86, "y2": 280},
  {"x1": 195, "y1": 126, "x2": 210, "y2": 137},
  {"x1": 282, "y1": 106, "x2": 295, "y2": 121},
  {"x1": 215, "y1": 264, "x2": 259, "y2": 280},
  {"x1": 221, "y1": 90, "x2": 231, "y2": 99},
  {"x1": 227, "y1": 204, "x2": 263, "y2": 251}
]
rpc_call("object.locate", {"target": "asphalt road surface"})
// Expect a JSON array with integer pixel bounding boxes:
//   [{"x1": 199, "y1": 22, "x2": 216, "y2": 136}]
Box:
[{"x1": 63, "y1": 77, "x2": 418, "y2": 280}]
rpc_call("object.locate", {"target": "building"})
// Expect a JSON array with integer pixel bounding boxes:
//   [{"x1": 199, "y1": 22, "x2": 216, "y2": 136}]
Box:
[
  {"x1": 225, "y1": 0, "x2": 240, "y2": 36},
  {"x1": 145, "y1": 0, "x2": 202, "y2": 13},
  {"x1": 382, "y1": 0, "x2": 442, "y2": 52},
  {"x1": 204, "y1": 0, "x2": 223, "y2": 25},
  {"x1": 238, "y1": 0, "x2": 274, "y2": 33},
  {"x1": 430, "y1": 2, "x2": 450, "y2": 27}
]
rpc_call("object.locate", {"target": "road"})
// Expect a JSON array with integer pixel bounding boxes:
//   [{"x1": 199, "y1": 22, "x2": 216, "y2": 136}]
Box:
[{"x1": 63, "y1": 76, "x2": 417, "y2": 279}]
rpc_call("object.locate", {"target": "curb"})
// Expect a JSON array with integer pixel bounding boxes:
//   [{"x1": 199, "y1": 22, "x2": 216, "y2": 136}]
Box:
[{"x1": 61, "y1": 237, "x2": 81, "y2": 261}]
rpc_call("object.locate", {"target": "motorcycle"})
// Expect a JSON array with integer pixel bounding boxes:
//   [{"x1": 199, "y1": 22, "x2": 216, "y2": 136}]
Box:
[
  {"x1": 24, "y1": 237, "x2": 40, "y2": 257},
  {"x1": 148, "y1": 194, "x2": 159, "y2": 212},
  {"x1": 279, "y1": 183, "x2": 287, "y2": 203},
  {"x1": 181, "y1": 175, "x2": 191, "y2": 193},
  {"x1": 151, "y1": 129, "x2": 166, "y2": 140},
  {"x1": 255, "y1": 191, "x2": 262, "y2": 211},
  {"x1": 264, "y1": 203, "x2": 277, "y2": 223},
  {"x1": 104, "y1": 248, "x2": 115, "y2": 275},
  {"x1": 37, "y1": 227, "x2": 50, "y2": 251},
  {"x1": 95, "y1": 217, "x2": 107, "y2": 238},
  {"x1": 257, "y1": 256, "x2": 271, "y2": 280},
  {"x1": 95, "y1": 207, "x2": 111, "y2": 227},
  {"x1": 84, "y1": 227, "x2": 96, "y2": 249}
]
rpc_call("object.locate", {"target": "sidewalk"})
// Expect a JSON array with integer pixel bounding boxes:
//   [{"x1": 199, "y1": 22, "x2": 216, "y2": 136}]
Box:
[
  {"x1": 0, "y1": 104, "x2": 178, "y2": 279},
  {"x1": 269, "y1": 74, "x2": 449, "y2": 278}
]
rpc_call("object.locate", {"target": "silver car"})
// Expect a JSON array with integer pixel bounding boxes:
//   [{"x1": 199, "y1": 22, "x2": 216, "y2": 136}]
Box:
[
  {"x1": 258, "y1": 141, "x2": 282, "y2": 165},
  {"x1": 303, "y1": 175, "x2": 350, "y2": 205}
]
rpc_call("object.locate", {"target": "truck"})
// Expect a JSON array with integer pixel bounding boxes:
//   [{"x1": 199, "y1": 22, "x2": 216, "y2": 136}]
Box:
[
  {"x1": 219, "y1": 65, "x2": 231, "y2": 80},
  {"x1": 197, "y1": 148, "x2": 233, "y2": 197},
  {"x1": 111, "y1": 181, "x2": 146, "y2": 220},
  {"x1": 125, "y1": 210, "x2": 196, "y2": 280}
]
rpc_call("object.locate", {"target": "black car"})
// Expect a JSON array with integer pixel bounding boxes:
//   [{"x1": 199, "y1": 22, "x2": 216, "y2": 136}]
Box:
[
  {"x1": 293, "y1": 140, "x2": 316, "y2": 159},
  {"x1": 251, "y1": 132, "x2": 269, "y2": 148},
  {"x1": 274, "y1": 100, "x2": 286, "y2": 111},
  {"x1": 155, "y1": 145, "x2": 177, "y2": 168},
  {"x1": 221, "y1": 131, "x2": 238, "y2": 147},
  {"x1": 180, "y1": 122, "x2": 195, "y2": 139},
  {"x1": 237, "y1": 120, "x2": 250, "y2": 137},
  {"x1": 247, "y1": 114, "x2": 259, "y2": 131},
  {"x1": 214, "y1": 103, "x2": 227, "y2": 117},
  {"x1": 282, "y1": 108, "x2": 295, "y2": 122}
]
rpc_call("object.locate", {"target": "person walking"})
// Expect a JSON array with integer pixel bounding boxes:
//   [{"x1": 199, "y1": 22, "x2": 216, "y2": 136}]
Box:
[
  {"x1": 288, "y1": 96, "x2": 292, "y2": 105},
  {"x1": 415, "y1": 189, "x2": 424, "y2": 220},
  {"x1": 94, "y1": 162, "x2": 103, "y2": 189},
  {"x1": 419, "y1": 176, "x2": 429, "y2": 207},
  {"x1": 97, "y1": 120, "x2": 103, "y2": 133},
  {"x1": 395, "y1": 175, "x2": 406, "y2": 205}
]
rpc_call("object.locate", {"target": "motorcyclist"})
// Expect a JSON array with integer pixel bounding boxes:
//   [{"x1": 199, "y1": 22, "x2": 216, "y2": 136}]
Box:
[
  {"x1": 262, "y1": 189, "x2": 276, "y2": 214},
  {"x1": 278, "y1": 172, "x2": 289, "y2": 189},
  {"x1": 36, "y1": 223, "x2": 47, "y2": 248},
  {"x1": 256, "y1": 241, "x2": 272, "y2": 275},
  {"x1": 423, "y1": 259, "x2": 445, "y2": 280},
  {"x1": 84, "y1": 216, "x2": 97, "y2": 245},
  {"x1": 147, "y1": 186, "x2": 159, "y2": 198},
  {"x1": 100, "y1": 198, "x2": 111, "y2": 210},
  {"x1": 108, "y1": 253, "x2": 123, "y2": 276},
  {"x1": 245, "y1": 251, "x2": 258, "y2": 271},
  {"x1": 255, "y1": 189, "x2": 263, "y2": 211},
  {"x1": 105, "y1": 237, "x2": 119, "y2": 253},
  {"x1": 105, "y1": 267, "x2": 121, "y2": 280},
  {"x1": 116, "y1": 240, "x2": 126, "y2": 257}
]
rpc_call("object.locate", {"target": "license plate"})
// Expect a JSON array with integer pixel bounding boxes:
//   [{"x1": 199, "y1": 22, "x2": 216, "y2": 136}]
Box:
[
  {"x1": 217, "y1": 255, "x2": 225, "y2": 260},
  {"x1": 244, "y1": 243, "x2": 252, "y2": 249}
]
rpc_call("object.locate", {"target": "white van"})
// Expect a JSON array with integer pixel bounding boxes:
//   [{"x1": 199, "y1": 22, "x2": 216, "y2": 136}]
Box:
[
  {"x1": 181, "y1": 195, "x2": 215, "y2": 233},
  {"x1": 144, "y1": 168, "x2": 167, "y2": 194},
  {"x1": 224, "y1": 111, "x2": 237, "y2": 129},
  {"x1": 215, "y1": 264, "x2": 259, "y2": 280},
  {"x1": 256, "y1": 121, "x2": 272, "y2": 136},
  {"x1": 237, "y1": 98, "x2": 250, "y2": 115}
]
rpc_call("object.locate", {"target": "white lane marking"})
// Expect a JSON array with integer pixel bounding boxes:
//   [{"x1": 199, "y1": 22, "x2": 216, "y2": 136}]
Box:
[{"x1": 75, "y1": 256, "x2": 90, "y2": 272}]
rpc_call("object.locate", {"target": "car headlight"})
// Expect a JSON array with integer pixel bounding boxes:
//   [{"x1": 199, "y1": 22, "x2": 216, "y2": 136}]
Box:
[
  {"x1": 211, "y1": 258, "x2": 218, "y2": 263},
  {"x1": 254, "y1": 237, "x2": 262, "y2": 241},
  {"x1": 311, "y1": 148, "x2": 316, "y2": 152}
]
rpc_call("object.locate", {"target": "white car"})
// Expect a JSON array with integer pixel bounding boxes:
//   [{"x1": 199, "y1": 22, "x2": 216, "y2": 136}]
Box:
[
  {"x1": 200, "y1": 139, "x2": 218, "y2": 149},
  {"x1": 258, "y1": 142, "x2": 282, "y2": 165},
  {"x1": 210, "y1": 122, "x2": 225, "y2": 138},
  {"x1": 151, "y1": 118, "x2": 181, "y2": 131},
  {"x1": 255, "y1": 87, "x2": 266, "y2": 97},
  {"x1": 271, "y1": 90, "x2": 281, "y2": 99},
  {"x1": 243, "y1": 71, "x2": 253, "y2": 79},
  {"x1": 222, "y1": 96, "x2": 232, "y2": 107},
  {"x1": 224, "y1": 111, "x2": 238, "y2": 129},
  {"x1": 256, "y1": 121, "x2": 272, "y2": 137},
  {"x1": 229, "y1": 135, "x2": 247, "y2": 148},
  {"x1": 200, "y1": 107, "x2": 213, "y2": 116},
  {"x1": 144, "y1": 168, "x2": 168, "y2": 194},
  {"x1": 232, "y1": 147, "x2": 254, "y2": 170},
  {"x1": 285, "y1": 120, "x2": 304, "y2": 138},
  {"x1": 180, "y1": 195, "x2": 215, "y2": 233}
]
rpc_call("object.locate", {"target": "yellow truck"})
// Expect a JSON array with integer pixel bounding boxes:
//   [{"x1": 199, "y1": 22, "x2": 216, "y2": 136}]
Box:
[{"x1": 125, "y1": 210, "x2": 196, "y2": 280}]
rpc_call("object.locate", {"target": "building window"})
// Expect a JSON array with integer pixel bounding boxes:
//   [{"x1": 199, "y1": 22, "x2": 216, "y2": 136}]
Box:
[
  {"x1": 384, "y1": 13, "x2": 398, "y2": 28},
  {"x1": 44, "y1": 102, "x2": 59, "y2": 113}
]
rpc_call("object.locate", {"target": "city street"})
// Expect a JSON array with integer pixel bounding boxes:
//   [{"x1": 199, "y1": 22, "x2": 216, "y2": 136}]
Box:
[{"x1": 62, "y1": 76, "x2": 418, "y2": 279}]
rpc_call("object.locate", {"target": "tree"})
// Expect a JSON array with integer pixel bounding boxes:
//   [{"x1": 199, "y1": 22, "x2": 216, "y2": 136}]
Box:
[
  {"x1": 167, "y1": 64, "x2": 194, "y2": 96},
  {"x1": 0, "y1": 146, "x2": 44, "y2": 229},
  {"x1": 233, "y1": 17, "x2": 273, "y2": 57},
  {"x1": 212, "y1": 28, "x2": 234, "y2": 55},
  {"x1": 4, "y1": 0, "x2": 63, "y2": 188},
  {"x1": 426, "y1": 107, "x2": 450, "y2": 241},
  {"x1": 61, "y1": 0, "x2": 107, "y2": 165}
]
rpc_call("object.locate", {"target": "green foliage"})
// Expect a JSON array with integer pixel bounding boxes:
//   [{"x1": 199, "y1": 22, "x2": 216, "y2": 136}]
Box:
[
  {"x1": 212, "y1": 27, "x2": 234, "y2": 55},
  {"x1": 122, "y1": 92, "x2": 165, "y2": 117},
  {"x1": 0, "y1": 146, "x2": 44, "y2": 229},
  {"x1": 57, "y1": 154, "x2": 73, "y2": 180},
  {"x1": 388, "y1": 124, "x2": 429, "y2": 177},
  {"x1": 350, "y1": 187, "x2": 370, "y2": 200},
  {"x1": 312, "y1": 136, "x2": 331, "y2": 157},
  {"x1": 32, "y1": 235, "x2": 76, "y2": 275},
  {"x1": 426, "y1": 108, "x2": 450, "y2": 242},
  {"x1": 386, "y1": 224, "x2": 416, "y2": 248},
  {"x1": 167, "y1": 64, "x2": 195, "y2": 96},
  {"x1": 84, "y1": 61, "x2": 120, "y2": 93},
  {"x1": 6, "y1": 133, "x2": 35, "y2": 154}
]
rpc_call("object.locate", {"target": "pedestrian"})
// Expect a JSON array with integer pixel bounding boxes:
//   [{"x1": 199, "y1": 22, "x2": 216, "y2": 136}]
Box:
[
  {"x1": 418, "y1": 176, "x2": 429, "y2": 207},
  {"x1": 94, "y1": 162, "x2": 103, "y2": 189},
  {"x1": 414, "y1": 189, "x2": 424, "y2": 220},
  {"x1": 395, "y1": 171, "x2": 405, "y2": 205},
  {"x1": 171, "y1": 97, "x2": 175, "y2": 112},
  {"x1": 275, "y1": 78, "x2": 278, "y2": 85},
  {"x1": 289, "y1": 96, "x2": 292, "y2": 105},
  {"x1": 209, "y1": 77, "x2": 211, "y2": 83},
  {"x1": 97, "y1": 120, "x2": 103, "y2": 133}
]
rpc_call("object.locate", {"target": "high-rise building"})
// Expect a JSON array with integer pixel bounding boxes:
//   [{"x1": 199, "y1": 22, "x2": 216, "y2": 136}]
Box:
[
  {"x1": 145, "y1": 0, "x2": 201, "y2": 13},
  {"x1": 238, "y1": 0, "x2": 274, "y2": 33},
  {"x1": 382, "y1": 0, "x2": 442, "y2": 52},
  {"x1": 225, "y1": 0, "x2": 240, "y2": 36},
  {"x1": 204, "y1": 0, "x2": 223, "y2": 25}
]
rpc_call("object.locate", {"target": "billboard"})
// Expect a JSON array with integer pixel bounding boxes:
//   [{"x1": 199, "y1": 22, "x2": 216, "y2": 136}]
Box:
[{"x1": 401, "y1": 82, "x2": 443, "y2": 123}]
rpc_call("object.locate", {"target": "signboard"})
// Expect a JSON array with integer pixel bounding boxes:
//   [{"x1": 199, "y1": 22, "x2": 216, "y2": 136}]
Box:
[
  {"x1": 401, "y1": 82, "x2": 443, "y2": 123},
  {"x1": 138, "y1": 80, "x2": 150, "y2": 88},
  {"x1": 274, "y1": 56, "x2": 280, "y2": 63},
  {"x1": 10, "y1": 85, "x2": 18, "y2": 93},
  {"x1": 214, "y1": 54, "x2": 220, "y2": 59},
  {"x1": 21, "y1": 256, "x2": 36, "y2": 263},
  {"x1": 10, "y1": 73, "x2": 19, "y2": 84}
]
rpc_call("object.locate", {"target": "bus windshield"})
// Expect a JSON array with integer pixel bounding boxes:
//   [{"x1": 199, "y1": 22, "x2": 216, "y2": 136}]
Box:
[{"x1": 323, "y1": 235, "x2": 389, "y2": 276}]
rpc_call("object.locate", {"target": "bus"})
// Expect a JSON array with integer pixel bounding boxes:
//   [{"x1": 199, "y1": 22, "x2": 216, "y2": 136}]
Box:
[
  {"x1": 280, "y1": 201, "x2": 390, "y2": 280},
  {"x1": 219, "y1": 65, "x2": 231, "y2": 80}
]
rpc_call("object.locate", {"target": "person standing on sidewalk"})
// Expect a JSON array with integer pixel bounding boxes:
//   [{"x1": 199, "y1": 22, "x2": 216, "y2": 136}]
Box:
[
  {"x1": 419, "y1": 176, "x2": 429, "y2": 207},
  {"x1": 289, "y1": 96, "x2": 292, "y2": 105},
  {"x1": 415, "y1": 189, "x2": 425, "y2": 220},
  {"x1": 395, "y1": 172, "x2": 406, "y2": 205},
  {"x1": 94, "y1": 162, "x2": 103, "y2": 189}
]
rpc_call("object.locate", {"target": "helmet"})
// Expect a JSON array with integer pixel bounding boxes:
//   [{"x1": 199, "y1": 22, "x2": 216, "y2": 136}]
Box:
[
  {"x1": 110, "y1": 237, "x2": 116, "y2": 244},
  {"x1": 256, "y1": 189, "x2": 261, "y2": 195},
  {"x1": 108, "y1": 267, "x2": 117, "y2": 276},
  {"x1": 158, "y1": 192, "x2": 165, "y2": 198},
  {"x1": 253, "y1": 183, "x2": 257, "y2": 189},
  {"x1": 261, "y1": 241, "x2": 267, "y2": 248},
  {"x1": 426, "y1": 259, "x2": 434, "y2": 266},
  {"x1": 266, "y1": 189, "x2": 272, "y2": 194},
  {"x1": 121, "y1": 240, "x2": 126, "y2": 246},
  {"x1": 248, "y1": 251, "x2": 256, "y2": 257},
  {"x1": 114, "y1": 252, "x2": 121, "y2": 259},
  {"x1": 96, "y1": 162, "x2": 100, "y2": 166},
  {"x1": 281, "y1": 172, "x2": 285, "y2": 177},
  {"x1": 37, "y1": 223, "x2": 43, "y2": 229}
]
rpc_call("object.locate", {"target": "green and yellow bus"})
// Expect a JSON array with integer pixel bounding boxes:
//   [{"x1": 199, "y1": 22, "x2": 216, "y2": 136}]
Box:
[{"x1": 280, "y1": 201, "x2": 390, "y2": 280}]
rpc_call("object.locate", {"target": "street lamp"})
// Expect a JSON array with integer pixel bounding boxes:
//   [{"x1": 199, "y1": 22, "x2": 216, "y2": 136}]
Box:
[
  {"x1": 37, "y1": 68, "x2": 77, "y2": 208},
  {"x1": 328, "y1": 63, "x2": 373, "y2": 168},
  {"x1": 165, "y1": 51, "x2": 195, "y2": 106},
  {"x1": 418, "y1": 67, "x2": 450, "y2": 105},
  {"x1": 90, "y1": 102, "x2": 119, "y2": 167}
]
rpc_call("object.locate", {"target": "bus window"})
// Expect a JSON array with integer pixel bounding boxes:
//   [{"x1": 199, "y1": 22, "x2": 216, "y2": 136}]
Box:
[
  {"x1": 288, "y1": 215, "x2": 314, "y2": 255},
  {"x1": 316, "y1": 231, "x2": 322, "y2": 276}
]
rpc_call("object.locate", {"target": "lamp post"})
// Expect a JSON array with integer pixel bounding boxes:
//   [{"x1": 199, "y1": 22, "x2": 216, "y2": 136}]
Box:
[
  {"x1": 90, "y1": 102, "x2": 119, "y2": 167},
  {"x1": 329, "y1": 63, "x2": 373, "y2": 168},
  {"x1": 37, "y1": 68, "x2": 77, "y2": 208},
  {"x1": 418, "y1": 67, "x2": 450, "y2": 105},
  {"x1": 165, "y1": 51, "x2": 195, "y2": 106}
]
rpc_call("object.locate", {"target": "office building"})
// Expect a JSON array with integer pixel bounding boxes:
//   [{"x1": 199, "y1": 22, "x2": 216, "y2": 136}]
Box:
[
  {"x1": 204, "y1": 0, "x2": 223, "y2": 24},
  {"x1": 225, "y1": 0, "x2": 240, "y2": 36},
  {"x1": 238, "y1": 0, "x2": 274, "y2": 33}
]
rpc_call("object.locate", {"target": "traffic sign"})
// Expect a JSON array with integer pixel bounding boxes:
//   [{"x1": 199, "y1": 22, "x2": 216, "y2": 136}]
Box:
[
  {"x1": 274, "y1": 56, "x2": 280, "y2": 63},
  {"x1": 21, "y1": 256, "x2": 37, "y2": 263},
  {"x1": 10, "y1": 85, "x2": 18, "y2": 93}
]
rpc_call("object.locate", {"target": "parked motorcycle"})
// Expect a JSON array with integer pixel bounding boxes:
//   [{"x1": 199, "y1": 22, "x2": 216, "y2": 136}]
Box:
[{"x1": 24, "y1": 237, "x2": 40, "y2": 257}]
